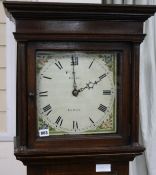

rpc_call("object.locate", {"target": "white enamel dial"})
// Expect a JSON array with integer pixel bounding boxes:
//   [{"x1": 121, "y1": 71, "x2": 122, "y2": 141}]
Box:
[{"x1": 36, "y1": 51, "x2": 117, "y2": 135}]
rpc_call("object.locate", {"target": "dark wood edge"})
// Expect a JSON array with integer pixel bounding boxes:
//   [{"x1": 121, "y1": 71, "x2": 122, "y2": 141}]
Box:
[
  {"x1": 14, "y1": 144, "x2": 144, "y2": 165},
  {"x1": 130, "y1": 44, "x2": 140, "y2": 144},
  {"x1": 3, "y1": 1, "x2": 156, "y2": 21},
  {"x1": 14, "y1": 144, "x2": 145, "y2": 155},
  {"x1": 15, "y1": 153, "x2": 144, "y2": 166},
  {"x1": 16, "y1": 42, "x2": 28, "y2": 146},
  {"x1": 13, "y1": 33, "x2": 146, "y2": 43}
]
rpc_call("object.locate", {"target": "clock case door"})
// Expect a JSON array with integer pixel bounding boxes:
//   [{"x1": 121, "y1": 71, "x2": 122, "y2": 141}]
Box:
[{"x1": 24, "y1": 41, "x2": 139, "y2": 156}]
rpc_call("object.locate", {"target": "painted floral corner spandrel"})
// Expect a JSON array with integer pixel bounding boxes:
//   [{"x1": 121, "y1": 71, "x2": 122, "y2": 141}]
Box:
[
  {"x1": 96, "y1": 102, "x2": 116, "y2": 133},
  {"x1": 36, "y1": 53, "x2": 50, "y2": 74},
  {"x1": 38, "y1": 117, "x2": 64, "y2": 135},
  {"x1": 100, "y1": 114, "x2": 114, "y2": 130},
  {"x1": 99, "y1": 53, "x2": 115, "y2": 72}
]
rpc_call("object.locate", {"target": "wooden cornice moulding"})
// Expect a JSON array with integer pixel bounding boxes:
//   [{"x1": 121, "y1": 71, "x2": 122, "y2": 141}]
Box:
[
  {"x1": 3, "y1": 1, "x2": 156, "y2": 21},
  {"x1": 13, "y1": 33, "x2": 146, "y2": 43}
]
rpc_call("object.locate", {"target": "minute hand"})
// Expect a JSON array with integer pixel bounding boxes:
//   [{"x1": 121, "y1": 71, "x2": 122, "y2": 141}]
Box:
[
  {"x1": 71, "y1": 56, "x2": 77, "y2": 90},
  {"x1": 78, "y1": 73, "x2": 107, "y2": 93}
]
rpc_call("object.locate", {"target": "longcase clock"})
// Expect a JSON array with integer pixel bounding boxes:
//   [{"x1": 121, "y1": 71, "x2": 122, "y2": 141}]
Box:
[{"x1": 4, "y1": 1, "x2": 156, "y2": 175}]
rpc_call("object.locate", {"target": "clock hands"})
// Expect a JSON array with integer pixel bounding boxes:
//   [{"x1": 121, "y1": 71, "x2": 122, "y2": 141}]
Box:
[
  {"x1": 72, "y1": 58, "x2": 77, "y2": 89},
  {"x1": 71, "y1": 55, "x2": 79, "y2": 97},
  {"x1": 78, "y1": 73, "x2": 107, "y2": 93},
  {"x1": 71, "y1": 55, "x2": 107, "y2": 96}
]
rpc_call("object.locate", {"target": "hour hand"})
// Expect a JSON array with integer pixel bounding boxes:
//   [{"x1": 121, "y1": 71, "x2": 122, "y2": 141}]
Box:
[
  {"x1": 78, "y1": 81, "x2": 95, "y2": 93},
  {"x1": 78, "y1": 73, "x2": 107, "y2": 93}
]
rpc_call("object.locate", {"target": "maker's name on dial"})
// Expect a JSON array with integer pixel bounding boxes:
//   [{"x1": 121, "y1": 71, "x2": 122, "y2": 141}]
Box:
[{"x1": 67, "y1": 108, "x2": 80, "y2": 112}]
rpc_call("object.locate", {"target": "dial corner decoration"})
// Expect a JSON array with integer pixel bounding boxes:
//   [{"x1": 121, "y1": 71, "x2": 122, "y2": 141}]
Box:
[{"x1": 36, "y1": 51, "x2": 118, "y2": 136}]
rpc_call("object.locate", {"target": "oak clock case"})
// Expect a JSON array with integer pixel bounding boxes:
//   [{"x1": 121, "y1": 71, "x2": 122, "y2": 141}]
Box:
[{"x1": 4, "y1": 1, "x2": 156, "y2": 175}]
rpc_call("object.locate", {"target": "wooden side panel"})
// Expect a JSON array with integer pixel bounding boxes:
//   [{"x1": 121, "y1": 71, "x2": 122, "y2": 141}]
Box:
[
  {"x1": 131, "y1": 44, "x2": 140, "y2": 145},
  {"x1": 16, "y1": 42, "x2": 28, "y2": 146}
]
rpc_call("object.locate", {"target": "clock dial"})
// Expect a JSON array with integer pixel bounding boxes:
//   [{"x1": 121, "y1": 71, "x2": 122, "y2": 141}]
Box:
[{"x1": 36, "y1": 51, "x2": 117, "y2": 136}]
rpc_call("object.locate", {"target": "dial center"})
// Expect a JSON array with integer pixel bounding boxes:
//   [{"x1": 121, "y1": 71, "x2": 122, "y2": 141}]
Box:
[{"x1": 72, "y1": 89, "x2": 79, "y2": 97}]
